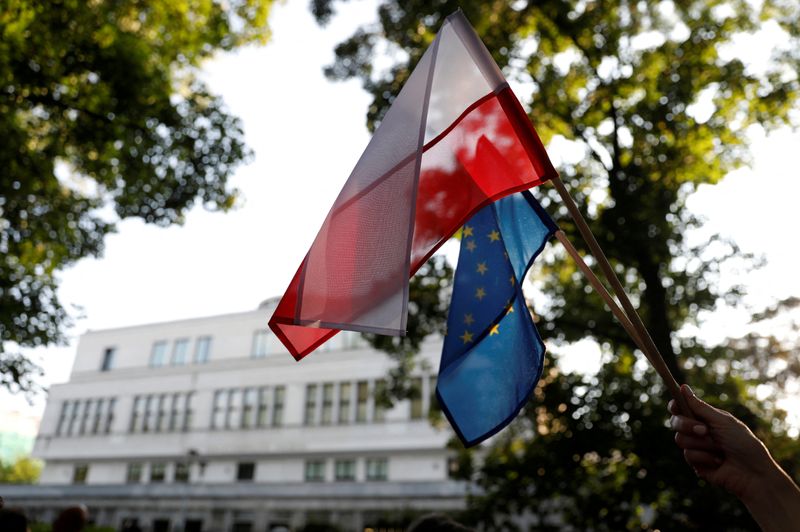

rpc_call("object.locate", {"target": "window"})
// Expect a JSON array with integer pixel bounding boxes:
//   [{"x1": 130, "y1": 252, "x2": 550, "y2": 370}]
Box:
[
  {"x1": 338, "y1": 382, "x2": 352, "y2": 424},
  {"x1": 334, "y1": 459, "x2": 356, "y2": 481},
  {"x1": 321, "y1": 383, "x2": 334, "y2": 425},
  {"x1": 410, "y1": 377, "x2": 424, "y2": 420},
  {"x1": 126, "y1": 463, "x2": 143, "y2": 484},
  {"x1": 169, "y1": 393, "x2": 180, "y2": 431},
  {"x1": 447, "y1": 457, "x2": 461, "y2": 479},
  {"x1": 242, "y1": 388, "x2": 257, "y2": 428},
  {"x1": 237, "y1": 462, "x2": 255, "y2": 482},
  {"x1": 343, "y1": 331, "x2": 367, "y2": 350},
  {"x1": 304, "y1": 384, "x2": 318, "y2": 425},
  {"x1": 155, "y1": 394, "x2": 167, "y2": 432},
  {"x1": 92, "y1": 398, "x2": 105, "y2": 434},
  {"x1": 142, "y1": 396, "x2": 153, "y2": 433},
  {"x1": 183, "y1": 393, "x2": 194, "y2": 431},
  {"x1": 175, "y1": 462, "x2": 190, "y2": 483},
  {"x1": 131, "y1": 393, "x2": 184, "y2": 433},
  {"x1": 429, "y1": 375, "x2": 438, "y2": 413},
  {"x1": 366, "y1": 458, "x2": 388, "y2": 481},
  {"x1": 67, "y1": 400, "x2": 79, "y2": 436},
  {"x1": 251, "y1": 330, "x2": 269, "y2": 358},
  {"x1": 194, "y1": 336, "x2": 212, "y2": 363},
  {"x1": 172, "y1": 339, "x2": 189, "y2": 365},
  {"x1": 150, "y1": 463, "x2": 166, "y2": 483},
  {"x1": 72, "y1": 464, "x2": 89, "y2": 484},
  {"x1": 56, "y1": 401, "x2": 69, "y2": 436},
  {"x1": 212, "y1": 390, "x2": 225, "y2": 429},
  {"x1": 356, "y1": 381, "x2": 369, "y2": 423},
  {"x1": 105, "y1": 398, "x2": 115, "y2": 433},
  {"x1": 272, "y1": 386, "x2": 285, "y2": 426},
  {"x1": 78, "y1": 399, "x2": 91, "y2": 435},
  {"x1": 304, "y1": 460, "x2": 325, "y2": 482},
  {"x1": 150, "y1": 341, "x2": 168, "y2": 367},
  {"x1": 130, "y1": 396, "x2": 144, "y2": 433},
  {"x1": 256, "y1": 388, "x2": 269, "y2": 427},
  {"x1": 374, "y1": 380, "x2": 387, "y2": 422},
  {"x1": 226, "y1": 389, "x2": 240, "y2": 429},
  {"x1": 100, "y1": 347, "x2": 116, "y2": 371}
]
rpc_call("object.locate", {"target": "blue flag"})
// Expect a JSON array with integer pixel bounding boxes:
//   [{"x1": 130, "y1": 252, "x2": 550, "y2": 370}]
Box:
[{"x1": 436, "y1": 190, "x2": 557, "y2": 446}]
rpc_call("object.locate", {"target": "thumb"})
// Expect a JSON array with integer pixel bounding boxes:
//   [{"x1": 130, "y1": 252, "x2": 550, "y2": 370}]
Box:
[{"x1": 682, "y1": 385, "x2": 729, "y2": 425}]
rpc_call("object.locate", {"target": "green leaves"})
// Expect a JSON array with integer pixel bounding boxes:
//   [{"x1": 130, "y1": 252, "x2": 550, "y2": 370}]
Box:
[
  {"x1": 0, "y1": 0, "x2": 273, "y2": 392},
  {"x1": 314, "y1": 1, "x2": 800, "y2": 528},
  {"x1": 0, "y1": 456, "x2": 42, "y2": 484}
]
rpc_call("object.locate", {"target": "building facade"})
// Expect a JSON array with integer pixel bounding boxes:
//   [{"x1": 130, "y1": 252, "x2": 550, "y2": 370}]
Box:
[{"x1": 10, "y1": 300, "x2": 467, "y2": 531}]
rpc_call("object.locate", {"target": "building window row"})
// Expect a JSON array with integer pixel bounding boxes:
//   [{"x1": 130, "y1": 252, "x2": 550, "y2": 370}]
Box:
[
  {"x1": 303, "y1": 375, "x2": 437, "y2": 426},
  {"x1": 211, "y1": 386, "x2": 285, "y2": 430},
  {"x1": 304, "y1": 380, "x2": 382, "y2": 426},
  {"x1": 100, "y1": 347, "x2": 116, "y2": 371},
  {"x1": 103, "y1": 329, "x2": 373, "y2": 372},
  {"x1": 73, "y1": 457, "x2": 390, "y2": 486},
  {"x1": 304, "y1": 457, "x2": 388, "y2": 482},
  {"x1": 129, "y1": 392, "x2": 194, "y2": 433},
  {"x1": 149, "y1": 336, "x2": 212, "y2": 368},
  {"x1": 251, "y1": 330, "x2": 368, "y2": 359},
  {"x1": 125, "y1": 461, "x2": 192, "y2": 484},
  {"x1": 55, "y1": 397, "x2": 117, "y2": 437}
]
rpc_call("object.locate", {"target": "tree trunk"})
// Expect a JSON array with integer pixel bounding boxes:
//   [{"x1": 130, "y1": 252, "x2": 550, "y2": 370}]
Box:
[{"x1": 636, "y1": 250, "x2": 685, "y2": 384}]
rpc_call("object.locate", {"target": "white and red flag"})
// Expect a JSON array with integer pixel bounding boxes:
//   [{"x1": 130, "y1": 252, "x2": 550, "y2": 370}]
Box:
[{"x1": 269, "y1": 11, "x2": 557, "y2": 359}]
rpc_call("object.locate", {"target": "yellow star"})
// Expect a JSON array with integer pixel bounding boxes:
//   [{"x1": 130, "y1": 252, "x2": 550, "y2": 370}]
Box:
[
  {"x1": 475, "y1": 287, "x2": 487, "y2": 301},
  {"x1": 464, "y1": 313, "x2": 475, "y2": 326},
  {"x1": 463, "y1": 225, "x2": 474, "y2": 237},
  {"x1": 476, "y1": 262, "x2": 488, "y2": 275},
  {"x1": 489, "y1": 324, "x2": 500, "y2": 336},
  {"x1": 460, "y1": 330, "x2": 474, "y2": 344},
  {"x1": 488, "y1": 230, "x2": 500, "y2": 242},
  {"x1": 509, "y1": 275, "x2": 516, "y2": 286},
  {"x1": 465, "y1": 240, "x2": 477, "y2": 252},
  {"x1": 506, "y1": 304, "x2": 515, "y2": 314}
]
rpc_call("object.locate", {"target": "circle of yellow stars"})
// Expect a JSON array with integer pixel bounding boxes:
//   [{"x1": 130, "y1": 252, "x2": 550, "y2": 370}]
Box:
[{"x1": 449, "y1": 224, "x2": 520, "y2": 345}]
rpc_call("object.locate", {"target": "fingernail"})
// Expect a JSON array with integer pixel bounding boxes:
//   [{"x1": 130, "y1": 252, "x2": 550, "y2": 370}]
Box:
[
  {"x1": 684, "y1": 384, "x2": 695, "y2": 396},
  {"x1": 668, "y1": 399, "x2": 675, "y2": 410},
  {"x1": 669, "y1": 416, "x2": 677, "y2": 428},
  {"x1": 693, "y1": 424, "x2": 707, "y2": 436}
]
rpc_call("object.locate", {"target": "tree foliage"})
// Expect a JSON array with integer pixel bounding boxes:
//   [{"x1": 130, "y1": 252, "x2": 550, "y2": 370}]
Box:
[
  {"x1": 313, "y1": 0, "x2": 800, "y2": 529},
  {"x1": 0, "y1": 0, "x2": 272, "y2": 392},
  {"x1": 0, "y1": 456, "x2": 42, "y2": 484}
]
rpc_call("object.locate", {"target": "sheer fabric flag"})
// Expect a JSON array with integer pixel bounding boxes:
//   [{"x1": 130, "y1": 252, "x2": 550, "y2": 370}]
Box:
[
  {"x1": 269, "y1": 11, "x2": 557, "y2": 360},
  {"x1": 437, "y1": 191, "x2": 557, "y2": 446}
]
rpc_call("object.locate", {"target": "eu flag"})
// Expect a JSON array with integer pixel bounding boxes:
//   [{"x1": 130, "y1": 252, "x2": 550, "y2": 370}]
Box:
[{"x1": 437, "y1": 190, "x2": 557, "y2": 446}]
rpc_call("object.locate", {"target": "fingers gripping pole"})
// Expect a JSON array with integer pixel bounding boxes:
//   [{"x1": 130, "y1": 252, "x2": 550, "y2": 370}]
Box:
[{"x1": 550, "y1": 175, "x2": 689, "y2": 413}]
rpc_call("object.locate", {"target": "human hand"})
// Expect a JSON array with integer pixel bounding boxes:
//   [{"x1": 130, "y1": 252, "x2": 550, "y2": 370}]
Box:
[
  {"x1": 668, "y1": 384, "x2": 774, "y2": 501},
  {"x1": 669, "y1": 384, "x2": 800, "y2": 531}
]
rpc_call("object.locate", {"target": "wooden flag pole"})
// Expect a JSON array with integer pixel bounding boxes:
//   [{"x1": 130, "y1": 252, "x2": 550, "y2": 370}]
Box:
[
  {"x1": 555, "y1": 230, "x2": 644, "y2": 351},
  {"x1": 550, "y1": 175, "x2": 689, "y2": 413}
]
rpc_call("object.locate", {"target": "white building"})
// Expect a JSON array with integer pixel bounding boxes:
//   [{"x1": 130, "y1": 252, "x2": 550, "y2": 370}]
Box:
[{"x1": 8, "y1": 300, "x2": 468, "y2": 531}]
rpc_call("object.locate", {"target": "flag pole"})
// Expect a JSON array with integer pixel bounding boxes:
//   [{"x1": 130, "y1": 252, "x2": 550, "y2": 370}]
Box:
[
  {"x1": 549, "y1": 175, "x2": 689, "y2": 413},
  {"x1": 555, "y1": 230, "x2": 644, "y2": 351}
]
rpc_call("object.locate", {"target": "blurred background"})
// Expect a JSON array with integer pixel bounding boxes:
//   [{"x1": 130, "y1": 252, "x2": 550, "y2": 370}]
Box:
[{"x1": 1, "y1": 0, "x2": 799, "y2": 530}]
